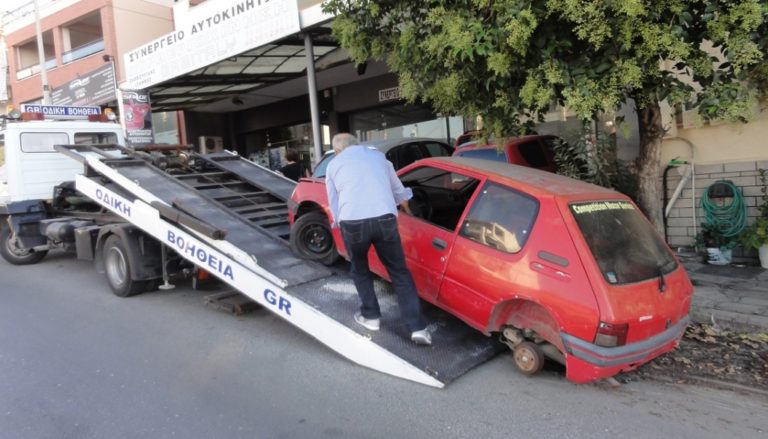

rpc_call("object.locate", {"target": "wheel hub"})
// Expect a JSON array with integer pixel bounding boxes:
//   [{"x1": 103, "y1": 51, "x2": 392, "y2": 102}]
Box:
[
  {"x1": 6, "y1": 235, "x2": 31, "y2": 257},
  {"x1": 305, "y1": 225, "x2": 330, "y2": 253},
  {"x1": 106, "y1": 247, "x2": 128, "y2": 286}
]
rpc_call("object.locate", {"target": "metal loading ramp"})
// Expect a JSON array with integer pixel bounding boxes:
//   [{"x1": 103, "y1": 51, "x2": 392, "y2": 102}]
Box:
[
  {"x1": 59, "y1": 145, "x2": 505, "y2": 387},
  {"x1": 288, "y1": 276, "x2": 506, "y2": 385}
]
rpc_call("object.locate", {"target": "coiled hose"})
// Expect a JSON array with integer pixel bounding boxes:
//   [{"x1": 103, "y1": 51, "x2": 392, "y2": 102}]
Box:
[{"x1": 700, "y1": 180, "x2": 747, "y2": 238}]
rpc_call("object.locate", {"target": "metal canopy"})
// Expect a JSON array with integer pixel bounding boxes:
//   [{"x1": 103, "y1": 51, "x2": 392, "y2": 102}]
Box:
[{"x1": 147, "y1": 26, "x2": 345, "y2": 113}]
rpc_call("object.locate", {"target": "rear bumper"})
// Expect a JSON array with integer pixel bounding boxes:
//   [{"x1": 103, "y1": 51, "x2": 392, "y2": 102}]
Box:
[{"x1": 561, "y1": 316, "x2": 689, "y2": 383}]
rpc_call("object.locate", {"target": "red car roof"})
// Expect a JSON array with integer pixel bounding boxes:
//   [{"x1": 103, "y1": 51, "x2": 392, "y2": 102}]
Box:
[{"x1": 420, "y1": 157, "x2": 619, "y2": 198}]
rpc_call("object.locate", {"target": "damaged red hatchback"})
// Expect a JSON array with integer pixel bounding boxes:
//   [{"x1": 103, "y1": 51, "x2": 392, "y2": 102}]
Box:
[{"x1": 288, "y1": 157, "x2": 693, "y2": 383}]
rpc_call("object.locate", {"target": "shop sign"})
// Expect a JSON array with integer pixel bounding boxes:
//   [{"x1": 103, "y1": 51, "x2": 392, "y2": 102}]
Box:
[
  {"x1": 120, "y1": 89, "x2": 154, "y2": 146},
  {"x1": 378, "y1": 86, "x2": 401, "y2": 102},
  {"x1": 124, "y1": 0, "x2": 300, "y2": 89},
  {"x1": 51, "y1": 64, "x2": 116, "y2": 106}
]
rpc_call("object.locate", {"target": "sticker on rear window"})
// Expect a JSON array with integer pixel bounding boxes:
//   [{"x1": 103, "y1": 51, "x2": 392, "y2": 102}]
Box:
[
  {"x1": 606, "y1": 272, "x2": 618, "y2": 283},
  {"x1": 571, "y1": 201, "x2": 635, "y2": 215}
]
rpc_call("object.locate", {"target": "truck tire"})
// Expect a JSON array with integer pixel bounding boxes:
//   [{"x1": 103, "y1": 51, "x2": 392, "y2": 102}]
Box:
[
  {"x1": 103, "y1": 234, "x2": 146, "y2": 297},
  {"x1": 0, "y1": 226, "x2": 48, "y2": 265},
  {"x1": 289, "y1": 211, "x2": 339, "y2": 265}
]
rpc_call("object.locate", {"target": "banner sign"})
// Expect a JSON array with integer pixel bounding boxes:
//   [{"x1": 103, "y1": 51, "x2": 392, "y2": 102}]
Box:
[
  {"x1": 120, "y1": 90, "x2": 154, "y2": 145},
  {"x1": 124, "y1": 0, "x2": 300, "y2": 89},
  {"x1": 20, "y1": 104, "x2": 102, "y2": 118},
  {"x1": 51, "y1": 64, "x2": 116, "y2": 106}
]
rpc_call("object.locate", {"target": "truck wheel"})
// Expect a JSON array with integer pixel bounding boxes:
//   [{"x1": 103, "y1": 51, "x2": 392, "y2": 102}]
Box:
[
  {"x1": 0, "y1": 226, "x2": 47, "y2": 265},
  {"x1": 103, "y1": 235, "x2": 145, "y2": 297},
  {"x1": 289, "y1": 211, "x2": 339, "y2": 265},
  {"x1": 512, "y1": 341, "x2": 545, "y2": 376}
]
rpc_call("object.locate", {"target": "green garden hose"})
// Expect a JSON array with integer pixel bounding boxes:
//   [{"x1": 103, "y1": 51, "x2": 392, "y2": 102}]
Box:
[{"x1": 700, "y1": 180, "x2": 747, "y2": 238}]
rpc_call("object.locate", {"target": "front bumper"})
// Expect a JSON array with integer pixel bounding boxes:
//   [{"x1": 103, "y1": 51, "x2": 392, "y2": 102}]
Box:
[{"x1": 560, "y1": 316, "x2": 689, "y2": 383}]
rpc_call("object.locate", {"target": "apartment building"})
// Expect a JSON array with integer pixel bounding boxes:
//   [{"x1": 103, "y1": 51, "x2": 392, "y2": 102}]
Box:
[{"x1": 3, "y1": 0, "x2": 174, "y2": 109}]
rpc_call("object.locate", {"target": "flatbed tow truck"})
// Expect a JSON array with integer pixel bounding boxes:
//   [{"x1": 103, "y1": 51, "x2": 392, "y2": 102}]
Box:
[{"x1": 0, "y1": 108, "x2": 502, "y2": 388}]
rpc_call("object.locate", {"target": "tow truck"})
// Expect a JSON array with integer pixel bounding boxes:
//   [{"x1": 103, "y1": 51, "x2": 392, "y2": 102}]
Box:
[{"x1": 0, "y1": 106, "x2": 502, "y2": 388}]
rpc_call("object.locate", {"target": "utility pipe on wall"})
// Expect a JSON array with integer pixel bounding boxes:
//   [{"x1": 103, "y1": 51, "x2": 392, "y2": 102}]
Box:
[
  {"x1": 33, "y1": 0, "x2": 51, "y2": 104},
  {"x1": 663, "y1": 136, "x2": 697, "y2": 243}
]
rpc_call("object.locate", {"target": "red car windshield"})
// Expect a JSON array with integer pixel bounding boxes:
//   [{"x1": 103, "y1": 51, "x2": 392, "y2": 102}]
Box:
[{"x1": 569, "y1": 200, "x2": 677, "y2": 285}]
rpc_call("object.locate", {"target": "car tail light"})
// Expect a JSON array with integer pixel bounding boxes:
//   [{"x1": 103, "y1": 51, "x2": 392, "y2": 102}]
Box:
[{"x1": 595, "y1": 321, "x2": 628, "y2": 347}]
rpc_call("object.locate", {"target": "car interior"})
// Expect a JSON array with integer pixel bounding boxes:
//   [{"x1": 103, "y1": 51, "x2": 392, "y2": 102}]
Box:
[{"x1": 400, "y1": 167, "x2": 480, "y2": 231}]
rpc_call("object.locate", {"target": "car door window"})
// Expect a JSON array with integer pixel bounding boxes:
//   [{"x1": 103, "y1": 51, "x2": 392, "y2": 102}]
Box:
[
  {"x1": 456, "y1": 148, "x2": 507, "y2": 162},
  {"x1": 422, "y1": 142, "x2": 453, "y2": 157},
  {"x1": 312, "y1": 152, "x2": 335, "y2": 177},
  {"x1": 517, "y1": 141, "x2": 549, "y2": 168},
  {"x1": 459, "y1": 182, "x2": 539, "y2": 253},
  {"x1": 393, "y1": 143, "x2": 424, "y2": 169},
  {"x1": 400, "y1": 166, "x2": 480, "y2": 231}
]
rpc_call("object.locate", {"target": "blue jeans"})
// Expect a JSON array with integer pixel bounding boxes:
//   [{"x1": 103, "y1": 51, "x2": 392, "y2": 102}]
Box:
[{"x1": 340, "y1": 214, "x2": 426, "y2": 332}]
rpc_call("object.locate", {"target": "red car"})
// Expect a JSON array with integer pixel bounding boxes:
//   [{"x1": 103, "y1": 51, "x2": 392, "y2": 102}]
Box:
[
  {"x1": 287, "y1": 157, "x2": 693, "y2": 383},
  {"x1": 453, "y1": 134, "x2": 560, "y2": 173}
]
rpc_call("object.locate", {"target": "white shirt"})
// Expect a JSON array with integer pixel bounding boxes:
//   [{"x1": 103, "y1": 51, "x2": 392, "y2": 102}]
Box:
[{"x1": 325, "y1": 145, "x2": 413, "y2": 223}]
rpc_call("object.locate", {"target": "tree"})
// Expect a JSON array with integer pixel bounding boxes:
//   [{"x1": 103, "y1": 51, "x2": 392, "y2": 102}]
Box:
[{"x1": 323, "y1": 0, "x2": 768, "y2": 229}]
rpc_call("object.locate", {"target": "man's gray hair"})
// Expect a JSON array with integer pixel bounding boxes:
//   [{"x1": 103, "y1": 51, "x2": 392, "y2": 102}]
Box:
[{"x1": 332, "y1": 133, "x2": 358, "y2": 152}]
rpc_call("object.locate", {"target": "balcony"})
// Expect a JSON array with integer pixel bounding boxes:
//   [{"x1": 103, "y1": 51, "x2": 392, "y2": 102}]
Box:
[
  {"x1": 16, "y1": 57, "x2": 57, "y2": 80},
  {"x1": 62, "y1": 39, "x2": 105, "y2": 64}
]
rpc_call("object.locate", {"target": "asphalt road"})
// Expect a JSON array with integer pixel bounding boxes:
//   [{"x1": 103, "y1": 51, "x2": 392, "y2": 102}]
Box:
[{"x1": 1, "y1": 252, "x2": 766, "y2": 439}]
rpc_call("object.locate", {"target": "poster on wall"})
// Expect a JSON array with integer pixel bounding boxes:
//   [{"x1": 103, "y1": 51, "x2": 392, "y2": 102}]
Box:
[
  {"x1": 120, "y1": 89, "x2": 154, "y2": 146},
  {"x1": 269, "y1": 146, "x2": 286, "y2": 171}
]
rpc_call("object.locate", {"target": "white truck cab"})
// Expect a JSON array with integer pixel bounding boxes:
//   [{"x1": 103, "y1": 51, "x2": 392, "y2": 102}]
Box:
[
  {"x1": 0, "y1": 106, "x2": 124, "y2": 203},
  {"x1": 0, "y1": 106, "x2": 126, "y2": 265}
]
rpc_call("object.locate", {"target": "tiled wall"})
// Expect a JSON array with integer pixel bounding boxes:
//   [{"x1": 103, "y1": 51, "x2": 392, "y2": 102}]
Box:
[{"x1": 664, "y1": 160, "x2": 768, "y2": 257}]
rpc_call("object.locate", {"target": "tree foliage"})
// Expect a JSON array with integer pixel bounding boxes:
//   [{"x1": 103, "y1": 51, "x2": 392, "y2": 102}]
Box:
[
  {"x1": 325, "y1": 0, "x2": 768, "y2": 130},
  {"x1": 323, "y1": 0, "x2": 768, "y2": 227}
]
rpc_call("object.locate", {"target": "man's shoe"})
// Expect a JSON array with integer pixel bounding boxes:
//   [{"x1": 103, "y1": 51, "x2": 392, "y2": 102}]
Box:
[
  {"x1": 411, "y1": 328, "x2": 432, "y2": 345},
  {"x1": 354, "y1": 312, "x2": 380, "y2": 331}
]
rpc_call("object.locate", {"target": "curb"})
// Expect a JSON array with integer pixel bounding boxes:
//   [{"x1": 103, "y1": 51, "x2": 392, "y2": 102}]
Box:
[
  {"x1": 643, "y1": 374, "x2": 768, "y2": 399},
  {"x1": 689, "y1": 307, "x2": 768, "y2": 334}
]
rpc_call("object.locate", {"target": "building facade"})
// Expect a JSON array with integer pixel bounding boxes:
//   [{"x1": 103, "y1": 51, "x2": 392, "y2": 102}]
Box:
[{"x1": 3, "y1": 0, "x2": 174, "y2": 110}]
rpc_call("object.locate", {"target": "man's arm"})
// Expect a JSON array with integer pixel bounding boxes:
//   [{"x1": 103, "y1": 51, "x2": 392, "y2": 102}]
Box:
[
  {"x1": 386, "y1": 161, "x2": 413, "y2": 204},
  {"x1": 398, "y1": 200, "x2": 413, "y2": 215}
]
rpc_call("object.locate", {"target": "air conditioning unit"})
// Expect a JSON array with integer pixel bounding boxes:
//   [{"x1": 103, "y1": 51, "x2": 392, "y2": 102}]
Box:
[{"x1": 198, "y1": 136, "x2": 224, "y2": 154}]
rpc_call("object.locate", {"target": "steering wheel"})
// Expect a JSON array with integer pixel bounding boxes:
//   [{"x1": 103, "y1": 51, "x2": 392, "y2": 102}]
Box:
[{"x1": 409, "y1": 188, "x2": 433, "y2": 221}]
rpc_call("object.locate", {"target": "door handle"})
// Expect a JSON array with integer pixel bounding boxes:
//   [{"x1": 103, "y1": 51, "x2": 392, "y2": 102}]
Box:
[{"x1": 432, "y1": 237, "x2": 447, "y2": 250}]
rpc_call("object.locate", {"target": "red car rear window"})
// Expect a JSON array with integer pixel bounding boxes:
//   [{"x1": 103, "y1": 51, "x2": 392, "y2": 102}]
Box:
[{"x1": 569, "y1": 200, "x2": 677, "y2": 284}]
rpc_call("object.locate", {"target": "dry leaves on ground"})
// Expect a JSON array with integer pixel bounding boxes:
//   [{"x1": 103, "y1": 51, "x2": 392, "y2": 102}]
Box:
[{"x1": 625, "y1": 323, "x2": 768, "y2": 391}]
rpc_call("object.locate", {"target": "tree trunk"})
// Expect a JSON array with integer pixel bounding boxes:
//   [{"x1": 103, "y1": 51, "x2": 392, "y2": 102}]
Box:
[{"x1": 635, "y1": 103, "x2": 665, "y2": 234}]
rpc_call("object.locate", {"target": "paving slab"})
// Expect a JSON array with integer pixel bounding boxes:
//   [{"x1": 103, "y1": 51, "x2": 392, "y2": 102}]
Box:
[{"x1": 682, "y1": 255, "x2": 768, "y2": 333}]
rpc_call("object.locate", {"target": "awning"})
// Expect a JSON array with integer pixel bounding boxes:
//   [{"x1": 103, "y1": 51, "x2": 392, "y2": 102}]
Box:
[{"x1": 123, "y1": 0, "x2": 352, "y2": 114}]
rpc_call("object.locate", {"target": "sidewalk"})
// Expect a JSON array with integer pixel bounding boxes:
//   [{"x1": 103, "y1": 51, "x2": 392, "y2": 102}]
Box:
[{"x1": 681, "y1": 254, "x2": 768, "y2": 334}]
